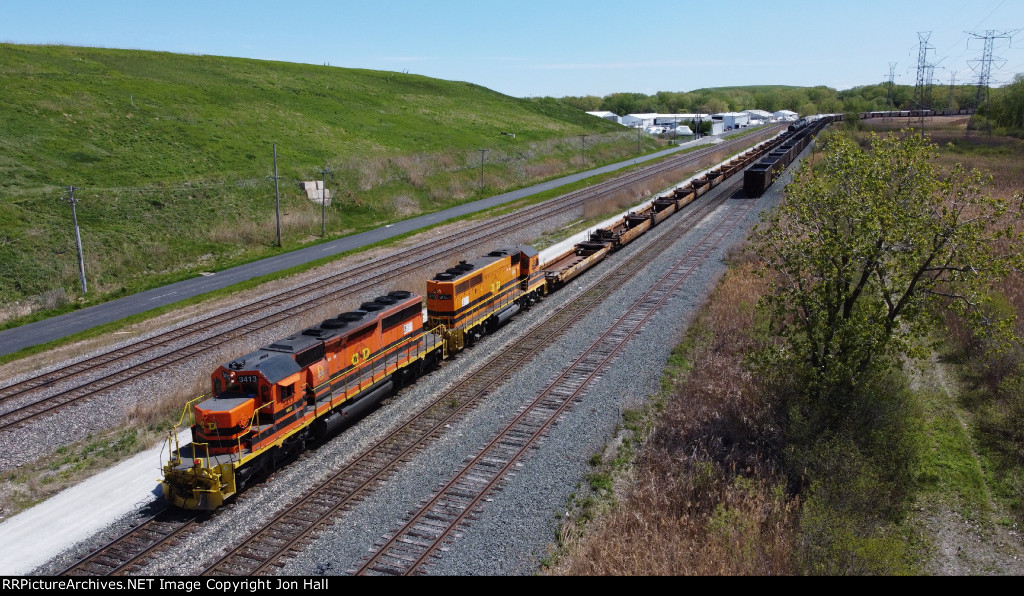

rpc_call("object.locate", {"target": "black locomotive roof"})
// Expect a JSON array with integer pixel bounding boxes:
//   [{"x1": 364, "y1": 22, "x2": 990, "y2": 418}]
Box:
[
  {"x1": 223, "y1": 349, "x2": 302, "y2": 383},
  {"x1": 432, "y1": 245, "x2": 532, "y2": 282},
  {"x1": 265, "y1": 333, "x2": 322, "y2": 354}
]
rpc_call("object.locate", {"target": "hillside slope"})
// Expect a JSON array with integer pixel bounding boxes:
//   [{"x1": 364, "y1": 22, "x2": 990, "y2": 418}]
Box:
[{"x1": 0, "y1": 44, "x2": 631, "y2": 318}]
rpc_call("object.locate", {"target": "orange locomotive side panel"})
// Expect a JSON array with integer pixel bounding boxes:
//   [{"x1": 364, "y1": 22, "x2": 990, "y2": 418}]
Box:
[
  {"x1": 427, "y1": 245, "x2": 542, "y2": 351},
  {"x1": 319, "y1": 292, "x2": 423, "y2": 406},
  {"x1": 427, "y1": 251, "x2": 519, "y2": 332}
]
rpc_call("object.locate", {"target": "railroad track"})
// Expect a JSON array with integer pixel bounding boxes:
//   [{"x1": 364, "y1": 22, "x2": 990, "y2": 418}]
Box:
[
  {"x1": 353, "y1": 175, "x2": 757, "y2": 575},
  {"x1": 194, "y1": 169, "x2": 748, "y2": 576},
  {"x1": 60, "y1": 511, "x2": 201, "y2": 576},
  {"x1": 0, "y1": 128, "x2": 783, "y2": 436}
]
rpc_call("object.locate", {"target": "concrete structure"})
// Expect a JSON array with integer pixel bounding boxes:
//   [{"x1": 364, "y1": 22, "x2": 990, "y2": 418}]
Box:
[
  {"x1": 299, "y1": 180, "x2": 332, "y2": 205},
  {"x1": 773, "y1": 109, "x2": 798, "y2": 121}
]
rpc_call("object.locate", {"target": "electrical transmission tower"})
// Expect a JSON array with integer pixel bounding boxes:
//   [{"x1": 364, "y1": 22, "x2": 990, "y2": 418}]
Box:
[
  {"x1": 966, "y1": 30, "x2": 1014, "y2": 135},
  {"x1": 885, "y1": 62, "x2": 897, "y2": 117},
  {"x1": 914, "y1": 32, "x2": 933, "y2": 112},
  {"x1": 947, "y1": 71, "x2": 957, "y2": 110},
  {"x1": 913, "y1": 32, "x2": 934, "y2": 132}
]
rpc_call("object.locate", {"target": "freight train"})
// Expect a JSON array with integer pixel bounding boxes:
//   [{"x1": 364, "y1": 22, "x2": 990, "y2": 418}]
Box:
[
  {"x1": 857, "y1": 108, "x2": 975, "y2": 119},
  {"x1": 161, "y1": 114, "x2": 842, "y2": 510}
]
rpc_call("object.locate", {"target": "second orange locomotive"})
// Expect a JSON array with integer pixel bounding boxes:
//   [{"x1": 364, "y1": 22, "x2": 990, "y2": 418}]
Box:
[{"x1": 426, "y1": 245, "x2": 545, "y2": 351}]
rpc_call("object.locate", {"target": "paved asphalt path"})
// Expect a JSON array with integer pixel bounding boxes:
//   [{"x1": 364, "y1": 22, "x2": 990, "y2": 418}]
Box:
[{"x1": 0, "y1": 136, "x2": 724, "y2": 358}]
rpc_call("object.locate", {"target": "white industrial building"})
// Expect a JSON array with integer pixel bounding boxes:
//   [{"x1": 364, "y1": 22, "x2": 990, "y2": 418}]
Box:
[
  {"x1": 622, "y1": 112, "x2": 712, "y2": 131},
  {"x1": 653, "y1": 113, "x2": 710, "y2": 126},
  {"x1": 586, "y1": 111, "x2": 622, "y2": 124},
  {"x1": 620, "y1": 113, "x2": 660, "y2": 128},
  {"x1": 712, "y1": 112, "x2": 750, "y2": 130},
  {"x1": 742, "y1": 109, "x2": 773, "y2": 123},
  {"x1": 773, "y1": 109, "x2": 798, "y2": 121}
]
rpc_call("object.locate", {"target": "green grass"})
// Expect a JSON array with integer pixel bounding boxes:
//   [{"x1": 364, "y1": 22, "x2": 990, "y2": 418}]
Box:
[
  {"x1": 916, "y1": 384, "x2": 991, "y2": 517},
  {"x1": 0, "y1": 118, "x2": 751, "y2": 364},
  {"x1": 0, "y1": 43, "x2": 659, "y2": 316}
]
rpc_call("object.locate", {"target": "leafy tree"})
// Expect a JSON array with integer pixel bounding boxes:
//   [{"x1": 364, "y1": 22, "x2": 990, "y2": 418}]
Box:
[
  {"x1": 991, "y1": 73, "x2": 1024, "y2": 130},
  {"x1": 601, "y1": 92, "x2": 652, "y2": 116},
  {"x1": 753, "y1": 130, "x2": 1024, "y2": 400},
  {"x1": 560, "y1": 95, "x2": 603, "y2": 112},
  {"x1": 695, "y1": 96, "x2": 728, "y2": 115}
]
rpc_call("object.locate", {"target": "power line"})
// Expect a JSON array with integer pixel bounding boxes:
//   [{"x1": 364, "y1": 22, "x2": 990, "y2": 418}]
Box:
[
  {"x1": 948, "y1": 71, "x2": 958, "y2": 110},
  {"x1": 269, "y1": 144, "x2": 282, "y2": 248},
  {"x1": 966, "y1": 29, "x2": 1015, "y2": 135},
  {"x1": 477, "y1": 148, "x2": 489, "y2": 192},
  {"x1": 62, "y1": 186, "x2": 88, "y2": 295},
  {"x1": 318, "y1": 165, "x2": 332, "y2": 237}
]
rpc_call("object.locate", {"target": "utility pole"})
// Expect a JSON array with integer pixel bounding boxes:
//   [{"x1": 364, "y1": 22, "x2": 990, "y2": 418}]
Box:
[
  {"x1": 477, "y1": 148, "x2": 489, "y2": 192},
  {"x1": 636, "y1": 126, "x2": 641, "y2": 154},
  {"x1": 318, "y1": 165, "x2": 332, "y2": 237},
  {"x1": 885, "y1": 62, "x2": 897, "y2": 117},
  {"x1": 966, "y1": 29, "x2": 1015, "y2": 136},
  {"x1": 579, "y1": 134, "x2": 587, "y2": 167},
  {"x1": 271, "y1": 144, "x2": 282, "y2": 247},
  {"x1": 64, "y1": 186, "x2": 87, "y2": 294}
]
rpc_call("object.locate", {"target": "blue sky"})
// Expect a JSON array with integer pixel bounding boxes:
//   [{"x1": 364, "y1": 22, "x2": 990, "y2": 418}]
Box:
[{"x1": 2, "y1": 0, "x2": 1022, "y2": 98}]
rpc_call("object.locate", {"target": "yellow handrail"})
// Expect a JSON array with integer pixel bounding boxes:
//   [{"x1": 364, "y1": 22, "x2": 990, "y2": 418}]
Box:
[
  {"x1": 165, "y1": 394, "x2": 207, "y2": 467},
  {"x1": 239, "y1": 401, "x2": 273, "y2": 455}
]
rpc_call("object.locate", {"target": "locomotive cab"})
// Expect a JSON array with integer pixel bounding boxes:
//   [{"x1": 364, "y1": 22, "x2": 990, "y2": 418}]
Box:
[{"x1": 193, "y1": 350, "x2": 305, "y2": 456}]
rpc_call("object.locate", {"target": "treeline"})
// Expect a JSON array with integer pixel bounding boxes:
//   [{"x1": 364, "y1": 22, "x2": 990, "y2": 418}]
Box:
[
  {"x1": 542, "y1": 80, "x2": 1024, "y2": 130},
  {"x1": 984, "y1": 74, "x2": 1024, "y2": 133},
  {"x1": 551, "y1": 86, "x2": 844, "y2": 118}
]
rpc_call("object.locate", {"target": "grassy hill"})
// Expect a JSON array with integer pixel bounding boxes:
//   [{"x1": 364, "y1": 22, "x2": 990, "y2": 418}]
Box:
[{"x1": 0, "y1": 44, "x2": 640, "y2": 322}]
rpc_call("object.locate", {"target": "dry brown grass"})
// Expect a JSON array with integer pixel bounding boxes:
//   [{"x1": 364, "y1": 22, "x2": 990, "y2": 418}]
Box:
[
  {"x1": 391, "y1": 195, "x2": 421, "y2": 217},
  {"x1": 551, "y1": 462, "x2": 796, "y2": 575},
  {"x1": 548, "y1": 257, "x2": 797, "y2": 575}
]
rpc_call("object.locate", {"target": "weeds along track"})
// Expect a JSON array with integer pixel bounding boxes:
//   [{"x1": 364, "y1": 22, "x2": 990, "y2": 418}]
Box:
[
  {"x1": 0, "y1": 128, "x2": 782, "y2": 436},
  {"x1": 194, "y1": 173, "x2": 749, "y2": 577}
]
